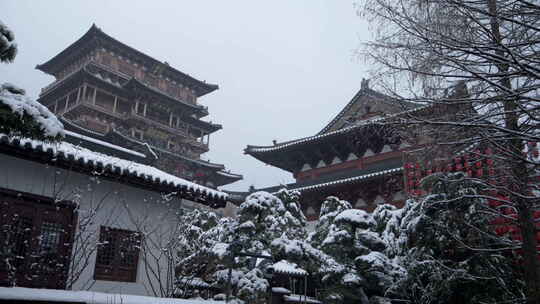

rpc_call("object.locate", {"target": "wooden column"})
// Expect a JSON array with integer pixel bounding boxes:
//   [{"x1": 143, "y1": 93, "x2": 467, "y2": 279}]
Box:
[
  {"x1": 64, "y1": 95, "x2": 69, "y2": 112},
  {"x1": 76, "y1": 87, "x2": 81, "y2": 104},
  {"x1": 113, "y1": 96, "x2": 118, "y2": 113}
]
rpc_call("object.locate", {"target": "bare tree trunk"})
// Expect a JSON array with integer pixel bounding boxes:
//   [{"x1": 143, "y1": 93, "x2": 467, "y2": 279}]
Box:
[{"x1": 487, "y1": 1, "x2": 540, "y2": 302}]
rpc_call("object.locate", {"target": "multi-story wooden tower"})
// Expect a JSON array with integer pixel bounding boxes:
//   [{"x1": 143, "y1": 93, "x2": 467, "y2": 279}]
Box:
[{"x1": 36, "y1": 24, "x2": 241, "y2": 188}]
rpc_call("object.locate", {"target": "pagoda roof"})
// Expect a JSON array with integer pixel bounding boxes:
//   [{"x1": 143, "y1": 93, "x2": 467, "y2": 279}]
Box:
[
  {"x1": 122, "y1": 77, "x2": 208, "y2": 114},
  {"x1": 226, "y1": 162, "x2": 403, "y2": 204},
  {"x1": 318, "y1": 83, "x2": 419, "y2": 135},
  {"x1": 36, "y1": 24, "x2": 218, "y2": 97},
  {"x1": 245, "y1": 104, "x2": 429, "y2": 155},
  {"x1": 183, "y1": 115, "x2": 222, "y2": 134},
  {"x1": 65, "y1": 130, "x2": 147, "y2": 162},
  {"x1": 38, "y1": 65, "x2": 127, "y2": 102},
  {"x1": 38, "y1": 64, "x2": 210, "y2": 115},
  {"x1": 61, "y1": 121, "x2": 241, "y2": 186},
  {"x1": 214, "y1": 170, "x2": 243, "y2": 186},
  {"x1": 60, "y1": 118, "x2": 229, "y2": 171},
  {"x1": 109, "y1": 128, "x2": 227, "y2": 170},
  {"x1": 265, "y1": 158, "x2": 402, "y2": 193}
]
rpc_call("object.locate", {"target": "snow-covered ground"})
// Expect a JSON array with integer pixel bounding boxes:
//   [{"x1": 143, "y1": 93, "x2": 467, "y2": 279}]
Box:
[{"x1": 0, "y1": 287, "x2": 220, "y2": 304}]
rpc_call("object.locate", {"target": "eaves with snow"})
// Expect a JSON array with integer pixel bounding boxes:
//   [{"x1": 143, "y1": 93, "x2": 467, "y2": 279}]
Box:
[
  {"x1": 271, "y1": 260, "x2": 308, "y2": 277},
  {"x1": 0, "y1": 133, "x2": 228, "y2": 207}
]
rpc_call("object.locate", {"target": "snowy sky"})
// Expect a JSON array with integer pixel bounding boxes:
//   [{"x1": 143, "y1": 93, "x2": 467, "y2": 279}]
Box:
[{"x1": 0, "y1": 1, "x2": 371, "y2": 191}]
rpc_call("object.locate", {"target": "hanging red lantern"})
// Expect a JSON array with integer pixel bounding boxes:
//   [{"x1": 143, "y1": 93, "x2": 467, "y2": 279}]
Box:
[
  {"x1": 415, "y1": 162, "x2": 421, "y2": 169},
  {"x1": 464, "y1": 162, "x2": 470, "y2": 168},
  {"x1": 475, "y1": 161, "x2": 482, "y2": 168},
  {"x1": 456, "y1": 164, "x2": 463, "y2": 171},
  {"x1": 486, "y1": 159, "x2": 494, "y2": 166}
]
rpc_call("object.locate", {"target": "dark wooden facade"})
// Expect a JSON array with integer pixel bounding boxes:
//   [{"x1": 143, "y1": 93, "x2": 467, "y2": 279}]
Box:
[{"x1": 36, "y1": 25, "x2": 241, "y2": 188}]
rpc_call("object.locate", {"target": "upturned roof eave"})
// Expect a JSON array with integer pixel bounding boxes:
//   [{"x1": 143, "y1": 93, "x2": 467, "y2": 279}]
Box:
[
  {"x1": 244, "y1": 104, "x2": 433, "y2": 156},
  {"x1": 122, "y1": 78, "x2": 207, "y2": 113},
  {"x1": 108, "y1": 129, "x2": 227, "y2": 170},
  {"x1": 317, "y1": 87, "x2": 420, "y2": 135},
  {"x1": 36, "y1": 24, "x2": 218, "y2": 97}
]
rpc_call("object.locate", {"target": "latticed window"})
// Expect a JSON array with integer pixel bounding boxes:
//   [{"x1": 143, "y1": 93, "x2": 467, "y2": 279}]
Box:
[
  {"x1": 0, "y1": 190, "x2": 75, "y2": 289},
  {"x1": 39, "y1": 221, "x2": 63, "y2": 254},
  {"x1": 94, "y1": 226, "x2": 141, "y2": 282}
]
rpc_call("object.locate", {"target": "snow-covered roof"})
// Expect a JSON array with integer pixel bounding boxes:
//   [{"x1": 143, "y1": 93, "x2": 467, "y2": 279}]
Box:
[
  {"x1": 317, "y1": 85, "x2": 420, "y2": 135},
  {"x1": 289, "y1": 167, "x2": 403, "y2": 193},
  {"x1": 0, "y1": 287, "x2": 220, "y2": 304},
  {"x1": 271, "y1": 260, "x2": 308, "y2": 276},
  {"x1": 0, "y1": 134, "x2": 227, "y2": 201},
  {"x1": 283, "y1": 294, "x2": 322, "y2": 304},
  {"x1": 246, "y1": 105, "x2": 430, "y2": 154},
  {"x1": 216, "y1": 170, "x2": 243, "y2": 179},
  {"x1": 272, "y1": 287, "x2": 292, "y2": 294},
  {"x1": 37, "y1": 24, "x2": 218, "y2": 97},
  {"x1": 66, "y1": 130, "x2": 146, "y2": 158},
  {"x1": 111, "y1": 128, "x2": 228, "y2": 170}
]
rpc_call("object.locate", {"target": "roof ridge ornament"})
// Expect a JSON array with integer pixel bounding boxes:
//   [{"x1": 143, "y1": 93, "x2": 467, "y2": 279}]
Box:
[{"x1": 361, "y1": 78, "x2": 370, "y2": 90}]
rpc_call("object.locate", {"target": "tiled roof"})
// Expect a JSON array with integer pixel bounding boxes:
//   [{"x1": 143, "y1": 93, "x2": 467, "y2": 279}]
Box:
[
  {"x1": 245, "y1": 105, "x2": 430, "y2": 154},
  {"x1": 36, "y1": 24, "x2": 218, "y2": 97},
  {"x1": 290, "y1": 167, "x2": 403, "y2": 192},
  {"x1": 0, "y1": 134, "x2": 228, "y2": 205}
]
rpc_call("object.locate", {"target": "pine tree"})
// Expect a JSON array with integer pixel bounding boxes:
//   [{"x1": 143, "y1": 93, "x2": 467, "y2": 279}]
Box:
[
  {"x1": 0, "y1": 21, "x2": 17, "y2": 63},
  {"x1": 382, "y1": 173, "x2": 525, "y2": 304},
  {"x1": 308, "y1": 196, "x2": 399, "y2": 304},
  {"x1": 176, "y1": 190, "x2": 315, "y2": 302},
  {"x1": 0, "y1": 20, "x2": 63, "y2": 141}
]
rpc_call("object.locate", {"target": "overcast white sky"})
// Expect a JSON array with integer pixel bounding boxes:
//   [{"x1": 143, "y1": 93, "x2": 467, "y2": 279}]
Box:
[{"x1": 0, "y1": 1, "x2": 372, "y2": 191}]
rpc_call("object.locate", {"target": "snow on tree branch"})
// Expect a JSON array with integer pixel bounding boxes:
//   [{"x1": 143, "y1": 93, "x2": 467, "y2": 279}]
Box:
[
  {"x1": 0, "y1": 83, "x2": 65, "y2": 140},
  {"x1": 0, "y1": 21, "x2": 17, "y2": 63}
]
